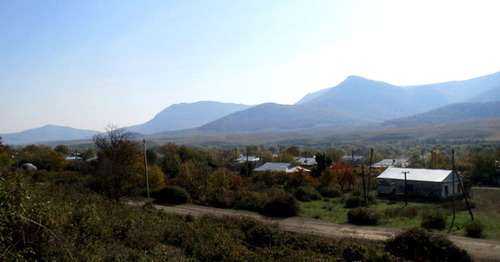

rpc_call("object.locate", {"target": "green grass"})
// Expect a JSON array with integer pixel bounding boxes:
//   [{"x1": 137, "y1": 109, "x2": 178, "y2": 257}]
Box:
[{"x1": 299, "y1": 188, "x2": 500, "y2": 239}]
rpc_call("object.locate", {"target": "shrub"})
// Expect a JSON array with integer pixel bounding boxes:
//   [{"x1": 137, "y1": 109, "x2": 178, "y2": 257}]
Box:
[
  {"x1": 262, "y1": 191, "x2": 300, "y2": 217},
  {"x1": 155, "y1": 186, "x2": 191, "y2": 204},
  {"x1": 421, "y1": 210, "x2": 447, "y2": 230},
  {"x1": 342, "y1": 244, "x2": 366, "y2": 261},
  {"x1": 244, "y1": 221, "x2": 280, "y2": 247},
  {"x1": 386, "y1": 228, "x2": 471, "y2": 262},
  {"x1": 384, "y1": 206, "x2": 420, "y2": 218},
  {"x1": 204, "y1": 188, "x2": 235, "y2": 208},
  {"x1": 347, "y1": 207, "x2": 382, "y2": 225},
  {"x1": 234, "y1": 191, "x2": 267, "y2": 212},
  {"x1": 464, "y1": 220, "x2": 485, "y2": 238},
  {"x1": 292, "y1": 186, "x2": 322, "y2": 202},
  {"x1": 344, "y1": 195, "x2": 362, "y2": 208},
  {"x1": 351, "y1": 188, "x2": 362, "y2": 197},
  {"x1": 318, "y1": 186, "x2": 342, "y2": 198}
]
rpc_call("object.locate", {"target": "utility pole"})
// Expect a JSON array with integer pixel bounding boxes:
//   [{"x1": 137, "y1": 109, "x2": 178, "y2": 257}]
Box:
[
  {"x1": 368, "y1": 148, "x2": 373, "y2": 190},
  {"x1": 449, "y1": 149, "x2": 457, "y2": 232},
  {"x1": 451, "y1": 149, "x2": 474, "y2": 220},
  {"x1": 143, "y1": 139, "x2": 150, "y2": 198},
  {"x1": 246, "y1": 147, "x2": 249, "y2": 177},
  {"x1": 361, "y1": 165, "x2": 367, "y2": 205},
  {"x1": 402, "y1": 170, "x2": 410, "y2": 206}
]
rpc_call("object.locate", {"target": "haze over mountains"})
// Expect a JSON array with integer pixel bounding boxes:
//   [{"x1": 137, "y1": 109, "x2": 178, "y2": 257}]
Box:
[
  {"x1": 127, "y1": 101, "x2": 250, "y2": 134},
  {"x1": 2, "y1": 72, "x2": 500, "y2": 145}
]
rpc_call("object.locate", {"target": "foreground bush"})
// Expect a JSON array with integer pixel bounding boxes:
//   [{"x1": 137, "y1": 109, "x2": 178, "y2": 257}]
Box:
[
  {"x1": 421, "y1": 210, "x2": 447, "y2": 229},
  {"x1": 292, "y1": 186, "x2": 322, "y2": 202},
  {"x1": 344, "y1": 195, "x2": 362, "y2": 208},
  {"x1": 347, "y1": 207, "x2": 382, "y2": 225},
  {"x1": 234, "y1": 191, "x2": 267, "y2": 212},
  {"x1": 155, "y1": 186, "x2": 191, "y2": 204},
  {"x1": 262, "y1": 190, "x2": 300, "y2": 217},
  {"x1": 386, "y1": 228, "x2": 471, "y2": 262},
  {"x1": 464, "y1": 220, "x2": 485, "y2": 238},
  {"x1": 204, "y1": 188, "x2": 235, "y2": 208},
  {"x1": 317, "y1": 186, "x2": 342, "y2": 198}
]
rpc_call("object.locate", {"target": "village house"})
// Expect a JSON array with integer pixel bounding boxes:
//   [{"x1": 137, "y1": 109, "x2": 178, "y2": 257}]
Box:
[
  {"x1": 254, "y1": 162, "x2": 310, "y2": 173},
  {"x1": 295, "y1": 157, "x2": 317, "y2": 166},
  {"x1": 372, "y1": 158, "x2": 409, "y2": 168},
  {"x1": 342, "y1": 155, "x2": 365, "y2": 164},
  {"x1": 377, "y1": 167, "x2": 461, "y2": 199},
  {"x1": 234, "y1": 155, "x2": 260, "y2": 163}
]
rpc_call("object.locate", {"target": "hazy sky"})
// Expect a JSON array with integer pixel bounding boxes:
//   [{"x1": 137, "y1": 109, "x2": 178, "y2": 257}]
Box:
[{"x1": 1, "y1": 0, "x2": 499, "y2": 133}]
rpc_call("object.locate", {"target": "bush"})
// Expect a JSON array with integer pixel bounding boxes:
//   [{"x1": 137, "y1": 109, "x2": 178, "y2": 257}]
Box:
[
  {"x1": 262, "y1": 191, "x2": 300, "y2": 217},
  {"x1": 344, "y1": 195, "x2": 362, "y2": 208},
  {"x1": 318, "y1": 186, "x2": 342, "y2": 198},
  {"x1": 234, "y1": 191, "x2": 267, "y2": 212},
  {"x1": 292, "y1": 186, "x2": 322, "y2": 202},
  {"x1": 154, "y1": 186, "x2": 191, "y2": 204},
  {"x1": 386, "y1": 228, "x2": 471, "y2": 262},
  {"x1": 342, "y1": 244, "x2": 366, "y2": 261},
  {"x1": 204, "y1": 188, "x2": 235, "y2": 208},
  {"x1": 421, "y1": 210, "x2": 447, "y2": 230},
  {"x1": 347, "y1": 207, "x2": 382, "y2": 225},
  {"x1": 464, "y1": 220, "x2": 485, "y2": 238},
  {"x1": 384, "y1": 206, "x2": 420, "y2": 218}
]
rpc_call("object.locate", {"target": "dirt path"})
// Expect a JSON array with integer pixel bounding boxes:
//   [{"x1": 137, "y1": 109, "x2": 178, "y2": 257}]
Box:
[{"x1": 127, "y1": 201, "x2": 500, "y2": 261}]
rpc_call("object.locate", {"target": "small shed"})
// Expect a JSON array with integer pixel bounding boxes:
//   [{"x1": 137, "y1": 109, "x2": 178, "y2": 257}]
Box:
[{"x1": 377, "y1": 167, "x2": 460, "y2": 199}]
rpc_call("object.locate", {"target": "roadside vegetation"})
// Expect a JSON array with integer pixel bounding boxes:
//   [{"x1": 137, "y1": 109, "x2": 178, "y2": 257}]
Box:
[
  {"x1": 0, "y1": 132, "x2": 498, "y2": 260},
  {"x1": 299, "y1": 187, "x2": 500, "y2": 239}
]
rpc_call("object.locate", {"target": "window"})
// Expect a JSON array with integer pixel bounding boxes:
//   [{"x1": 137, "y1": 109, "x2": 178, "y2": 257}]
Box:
[{"x1": 444, "y1": 185, "x2": 449, "y2": 196}]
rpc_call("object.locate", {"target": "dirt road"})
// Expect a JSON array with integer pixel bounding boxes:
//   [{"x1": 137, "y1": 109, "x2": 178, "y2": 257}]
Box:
[{"x1": 128, "y1": 201, "x2": 500, "y2": 261}]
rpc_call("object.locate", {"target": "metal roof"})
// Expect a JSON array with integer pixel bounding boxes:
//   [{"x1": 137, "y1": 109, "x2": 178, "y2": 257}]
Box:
[
  {"x1": 254, "y1": 162, "x2": 295, "y2": 172},
  {"x1": 297, "y1": 157, "x2": 317, "y2": 166},
  {"x1": 377, "y1": 167, "x2": 453, "y2": 182},
  {"x1": 234, "y1": 155, "x2": 260, "y2": 163},
  {"x1": 254, "y1": 162, "x2": 311, "y2": 173},
  {"x1": 372, "y1": 158, "x2": 409, "y2": 168}
]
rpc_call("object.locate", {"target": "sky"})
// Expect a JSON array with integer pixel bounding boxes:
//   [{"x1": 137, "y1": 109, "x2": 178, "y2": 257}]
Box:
[{"x1": 1, "y1": 0, "x2": 499, "y2": 134}]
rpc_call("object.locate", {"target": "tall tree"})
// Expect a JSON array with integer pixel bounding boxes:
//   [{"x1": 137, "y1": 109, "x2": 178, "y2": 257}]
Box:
[{"x1": 93, "y1": 127, "x2": 142, "y2": 201}]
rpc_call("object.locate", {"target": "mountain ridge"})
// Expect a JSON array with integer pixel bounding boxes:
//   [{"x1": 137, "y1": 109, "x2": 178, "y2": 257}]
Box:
[
  {"x1": 3, "y1": 72, "x2": 500, "y2": 145},
  {"x1": 127, "y1": 101, "x2": 251, "y2": 134}
]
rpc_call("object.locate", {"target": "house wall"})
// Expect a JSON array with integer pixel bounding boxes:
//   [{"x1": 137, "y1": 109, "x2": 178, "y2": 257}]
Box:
[{"x1": 378, "y1": 179, "x2": 460, "y2": 199}]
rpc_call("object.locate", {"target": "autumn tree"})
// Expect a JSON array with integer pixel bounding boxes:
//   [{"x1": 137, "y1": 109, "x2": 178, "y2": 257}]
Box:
[
  {"x1": 429, "y1": 150, "x2": 451, "y2": 169},
  {"x1": 331, "y1": 162, "x2": 355, "y2": 191},
  {"x1": 93, "y1": 127, "x2": 142, "y2": 201}
]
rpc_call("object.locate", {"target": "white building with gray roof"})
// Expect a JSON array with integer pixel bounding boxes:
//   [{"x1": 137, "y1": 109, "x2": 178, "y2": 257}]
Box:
[{"x1": 377, "y1": 167, "x2": 461, "y2": 199}]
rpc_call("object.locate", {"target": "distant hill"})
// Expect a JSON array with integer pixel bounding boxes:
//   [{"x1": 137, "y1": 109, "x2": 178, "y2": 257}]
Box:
[
  {"x1": 147, "y1": 118, "x2": 500, "y2": 147},
  {"x1": 382, "y1": 101, "x2": 500, "y2": 127},
  {"x1": 470, "y1": 85, "x2": 500, "y2": 102},
  {"x1": 1, "y1": 125, "x2": 98, "y2": 145},
  {"x1": 197, "y1": 102, "x2": 363, "y2": 133},
  {"x1": 198, "y1": 72, "x2": 500, "y2": 133},
  {"x1": 127, "y1": 101, "x2": 250, "y2": 134}
]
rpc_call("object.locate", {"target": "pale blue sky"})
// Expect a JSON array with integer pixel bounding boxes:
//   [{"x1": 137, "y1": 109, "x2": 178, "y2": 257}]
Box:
[{"x1": 1, "y1": 0, "x2": 499, "y2": 133}]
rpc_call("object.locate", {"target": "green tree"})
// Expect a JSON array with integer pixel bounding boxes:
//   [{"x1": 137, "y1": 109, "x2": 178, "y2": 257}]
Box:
[
  {"x1": 93, "y1": 127, "x2": 142, "y2": 201},
  {"x1": 54, "y1": 145, "x2": 70, "y2": 154},
  {"x1": 0, "y1": 137, "x2": 13, "y2": 173}
]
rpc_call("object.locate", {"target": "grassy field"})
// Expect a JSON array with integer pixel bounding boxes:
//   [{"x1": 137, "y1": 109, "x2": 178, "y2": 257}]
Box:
[{"x1": 299, "y1": 188, "x2": 500, "y2": 239}]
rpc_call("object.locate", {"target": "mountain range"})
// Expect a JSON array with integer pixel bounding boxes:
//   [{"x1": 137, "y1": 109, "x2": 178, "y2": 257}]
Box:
[
  {"x1": 127, "y1": 101, "x2": 250, "y2": 134},
  {"x1": 2, "y1": 72, "x2": 500, "y2": 145}
]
